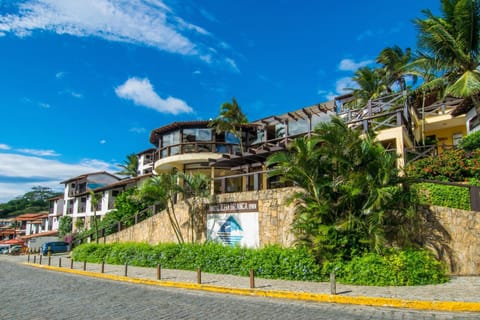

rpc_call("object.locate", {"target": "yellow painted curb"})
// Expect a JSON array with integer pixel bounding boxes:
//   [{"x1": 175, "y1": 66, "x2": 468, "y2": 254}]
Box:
[{"x1": 24, "y1": 263, "x2": 480, "y2": 313}]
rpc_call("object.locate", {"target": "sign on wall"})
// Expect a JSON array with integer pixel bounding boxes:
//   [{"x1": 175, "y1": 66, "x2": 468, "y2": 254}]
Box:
[{"x1": 207, "y1": 201, "x2": 259, "y2": 248}]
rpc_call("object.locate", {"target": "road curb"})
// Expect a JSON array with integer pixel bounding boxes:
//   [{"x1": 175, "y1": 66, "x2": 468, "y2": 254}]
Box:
[{"x1": 24, "y1": 263, "x2": 480, "y2": 313}]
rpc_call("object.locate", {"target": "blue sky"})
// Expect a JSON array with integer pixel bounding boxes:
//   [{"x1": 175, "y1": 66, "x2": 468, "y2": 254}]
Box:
[{"x1": 0, "y1": 0, "x2": 439, "y2": 202}]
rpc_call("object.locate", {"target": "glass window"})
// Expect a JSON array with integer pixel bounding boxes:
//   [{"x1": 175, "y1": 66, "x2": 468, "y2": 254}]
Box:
[
  {"x1": 275, "y1": 123, "x2": 286, "y2": 138},
  {"x1": 183, "y1": 128, "x2": 212, "y2": 142},
  {"x1": 161, "y1": 130, "x2": 180, "y2": 157},
  {"x1": 288, "y1": 118, "x2": 309, "y2": 135},
  {"x1": 225, "y1": 132, "x2": 239, "y2": 144}
]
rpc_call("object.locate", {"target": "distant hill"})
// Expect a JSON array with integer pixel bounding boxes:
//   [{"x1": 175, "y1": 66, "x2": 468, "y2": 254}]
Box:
[{"x1": 0, "y1": 186, "x2": 62, "y2": 218}]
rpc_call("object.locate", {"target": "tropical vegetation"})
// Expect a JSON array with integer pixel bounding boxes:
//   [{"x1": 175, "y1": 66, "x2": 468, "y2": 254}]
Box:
[
  {"x1": 267, "y1": 117, "x2": 420, "y2": 263},
  {"x1": 345, "y1": 0, "x2": 479, "y2": 113},
  {"x1": 0, "y1": 186, "x2": 60, "y2": 217},
  {"x1": 208, "y1": 97, "x2": 248, "y2": 153},
  {"x1": 72, "y1": 242, "x2": 447, "y2": 285}
]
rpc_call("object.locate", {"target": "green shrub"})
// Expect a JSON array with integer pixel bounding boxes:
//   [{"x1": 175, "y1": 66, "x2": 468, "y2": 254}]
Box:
[
  {"x1": 414, "y1": 183, "x2": 471, "y2": 210},
  {"x1": 459, "y1": 131, "x2": 480, "y2": 152},
  {"x1": 326, "y1": 249, "x2": 448, "y2": 286},
  {"x1": 406, "y1": 149, "x2": 480, "y2": 182},
  {"x1": 72, "y1": 242, "x2": 321, "y2": 281}
]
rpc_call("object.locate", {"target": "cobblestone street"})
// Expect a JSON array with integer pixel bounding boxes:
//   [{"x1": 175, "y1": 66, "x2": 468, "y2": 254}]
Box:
[{"x1": 1, "y1": 259, "x2": 479, "y2": 320}]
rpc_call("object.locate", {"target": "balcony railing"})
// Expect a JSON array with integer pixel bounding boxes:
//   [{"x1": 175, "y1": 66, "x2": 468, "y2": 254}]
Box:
[{"x1": 156, "y1": 142, "x2": 240, "y2": 160}]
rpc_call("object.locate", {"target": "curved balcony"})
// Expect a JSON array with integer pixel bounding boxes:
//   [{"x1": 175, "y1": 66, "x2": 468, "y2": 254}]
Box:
[{"x1": 154, "y1": 141, "x2": 241, "y2": 172}]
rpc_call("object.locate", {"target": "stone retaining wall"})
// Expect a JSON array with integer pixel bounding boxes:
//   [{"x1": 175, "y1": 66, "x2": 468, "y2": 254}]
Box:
[
  {"x1": 103, "y1": 189, "x2": 480, "y2": 275},
  {"x1": 423, "y1": 206, "x2": 480, "y2": 275},
  {"x1": 104, "y1": 188, "x2": 297, "y2": 247}
]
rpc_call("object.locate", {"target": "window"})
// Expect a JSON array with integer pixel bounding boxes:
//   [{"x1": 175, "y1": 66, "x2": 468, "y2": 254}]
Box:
[
  {"x1": 453, "y1": 133, "x2": 463, "y2": 146},
  {"x1": 288, "y1": 118, "x2": 308, "y2": 135},
  {"x1": 161, "y1": 130, "x2": 180, "y2": 157}
]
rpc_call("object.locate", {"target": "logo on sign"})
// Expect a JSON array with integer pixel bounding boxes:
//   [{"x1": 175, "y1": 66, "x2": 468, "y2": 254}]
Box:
[{"x1": 217, "y1": 216, "x2": 243, "y2": 246}]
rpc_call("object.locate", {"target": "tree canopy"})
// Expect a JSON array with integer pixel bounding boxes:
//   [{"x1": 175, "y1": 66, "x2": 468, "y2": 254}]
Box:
[{"x1": 0, "y1": 186, "x2": 61, "y2": 217}]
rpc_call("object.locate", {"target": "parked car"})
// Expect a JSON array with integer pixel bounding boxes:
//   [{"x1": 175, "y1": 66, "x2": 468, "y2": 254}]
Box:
[
  {"x1": 0, "y1": 246, "x2": 9, "y2": 254},
  {"x1": 41, "y1": 241, "x2": 69, "y2": 256},
  {"x1": 9, "y1": 245, "x2": 23, "y2": 254}
]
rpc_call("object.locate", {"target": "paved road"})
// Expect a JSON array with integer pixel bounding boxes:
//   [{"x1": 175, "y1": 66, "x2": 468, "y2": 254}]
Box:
[{"x1": 0, "y1": 260, "x2": 477, "y2": 320}]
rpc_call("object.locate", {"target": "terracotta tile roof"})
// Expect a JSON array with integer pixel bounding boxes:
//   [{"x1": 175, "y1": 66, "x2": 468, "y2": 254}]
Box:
[
  {"x1": 75, "y1": 173, "x2": 153, "y2": 196},
  {"x1": 0, "y1": 239, "x2": 25, "y2": 245},
  {"x1": 60, "y1": 171, "x2": 120, "y2": 184},
  {"x1": 15, "y1": 213, "x2": 49, "y2": 221},
  {"x1": 21, "y1": 230, "x2": 59, "y2": 239}
]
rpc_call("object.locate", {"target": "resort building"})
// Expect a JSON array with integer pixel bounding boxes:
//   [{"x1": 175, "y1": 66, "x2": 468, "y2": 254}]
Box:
[
  {"x1": 49, "y1": 93, "x2": 474, "y2": 248},
  {"x1": 60, "y1": 172, "x2": 120, "y2": 232}
]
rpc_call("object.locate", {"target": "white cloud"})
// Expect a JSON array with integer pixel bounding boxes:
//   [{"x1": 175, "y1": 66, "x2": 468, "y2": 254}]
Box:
[
  {"x1": 338, "y1": 58, "x2": 374, "y2": 72},
  {"x1": 55, "y1": 71, "x2": 66, "y2": 79},
  {"x1": 356, "y1": 29, "x2": 375, "y2": 41},
  {"x1": 115, "y1": 77, "x2": 193, "y2": 115},
  {"x1": 39, "y1": 102, "x2": 51, "y2": 109},
  {"x1": 192, "y1": 70, "x2": 201, "y2": 75},
  {"x1": 99, "y1": 139, "x2": 107, "y2": 144},
  {"x1": 0, "y1": 0, "x2": 237, "y2": 70},
  {"x1": 0, "y1": 144, "x2": 10, "y2": 150},
  {"x1": 0, "y1": 153, "x2": 117, "y2": 202},
  {"x1": 59, "y1": 89, "x2": 83, "y2": 99},
  {"x1": 224, "y1": 58, "x2": 240, "y2": 73},
  {"x1": 16, "y1": 148, "x2": 60, "y2": 156},
  {"x1": 335, "y1": 77, "x2": 358, "y2": 95},
  {"x1": 129, "y1": 127, "x2": 146, "y2": 134}
]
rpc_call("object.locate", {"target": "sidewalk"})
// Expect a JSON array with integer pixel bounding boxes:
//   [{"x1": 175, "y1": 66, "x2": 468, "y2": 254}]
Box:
[{"x1": 2, "y1": 253, "x2": 480, "y2": 312}]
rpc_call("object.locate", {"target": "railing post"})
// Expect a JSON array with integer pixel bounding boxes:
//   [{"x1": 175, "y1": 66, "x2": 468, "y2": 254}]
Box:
[
  {"x1": 33, "y1": 255, "x2": 36, "y2": 264},
  {"x1": 124, "y1": 262, "x2": 128, "y2": 277},
  {"x1": 59, "y1": 258, "x2": 62, "y2": 268},
  {"x1": 197, "y1": 267, "x2": 202, "y2": 284},
  {"x1": 330, "y1": 272, "x2": 337, "y2": 295},
  {"x1": 83, "y1": 261, "x2": 86, "y2": 271},
  {"x1": 70, "y1": 258, "x2": 74, "y2": 269},
  {"x1": 39, "y1": 255, "x2": 42, "y2": 265},
  {"x1": 101, "y1": 260, "x2": 105, "y2": 273},
  {"x1": 470, "y1": 186, "x2": 480, "y2": 211},
  {"x1": 157, "y1": 264, "x2": 161, "y2": 280},
  {"x1": 249, "y1": 269, "x2": 255, "y2": 289}
]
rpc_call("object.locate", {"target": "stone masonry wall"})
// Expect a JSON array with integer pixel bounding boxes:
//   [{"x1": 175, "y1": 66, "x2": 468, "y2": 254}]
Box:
[
  {"x1": 103, "y1": 189, "x2": 480, "y2": 275},
  {"x1": 104, "y1": 188, "x2": 297, "y2": 247},
  {"x1": 422, "y1": 205, "x2": 480, "y2": 275}
]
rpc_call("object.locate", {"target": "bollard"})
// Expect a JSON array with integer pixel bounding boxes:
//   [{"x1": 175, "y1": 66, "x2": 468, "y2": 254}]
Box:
[
  {"x1": 124, "y1": 262, "x2": 128, "y2": 277},
  {"x1": 27, "y1": 252, "x2": 30, "y2": 263},
  {"x1": 70, "y1": 259, "x2": 74, "y2": 269},
  {"x1": 157, "y1": 264, "x2": 161, "y2": 280},
  {"x1": 39, "y1": 255, "x2": 42, "y2": 265},
  {"x1": 83, "y1": 261, "x2": 87, "y2": 271},
  {"x1": 101, "y1": 260, "x2": 105, "y2": 274},
  {"x1": 197, "y1": 267, "x2": 202, "y2": 284},
  {"x1": 48, "y1": 255, "x2": 51, "y2": 266},
  {"x1": 59, "y1": 258, "x2": 62, "y2": 268},
  {"x1": 249, "y1": 269, "x2": 255, "y2": 289},
  {"x1": 33, "y1": 255, "x2": 36, "y2": 264},
  {"x1": 330, "y1": 272, "x2": 336, "y2": 295}
]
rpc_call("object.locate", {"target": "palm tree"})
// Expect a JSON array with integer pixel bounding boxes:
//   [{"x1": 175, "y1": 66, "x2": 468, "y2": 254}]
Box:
[
  {"x1": 376, "y1": 46, "x2": 416, "y2": 92},
  {"x1": 180, "y1": 172, "x2": 211, "y2": 243},
  {"x1": 346, "y1": 67, "x2": 388, "y2": 108},
  {"x1": 414, "y1": 0, "x2": 480, "y2": 104},
  {"x1": 208, "y1": 97, "x2": 248, "y2": 153},
  {"x1": 116, "y1": 153, "x2": 139, "y2": 177},
  {"x1": 89, "y1": 190, "x2": 102, "y2": 244},
  {"x1": 267, "y1": 117, "x2": 416, "y2": 261},
  {"x1": 138, "y1": 173, "x2": 184, "y2": 243}
]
